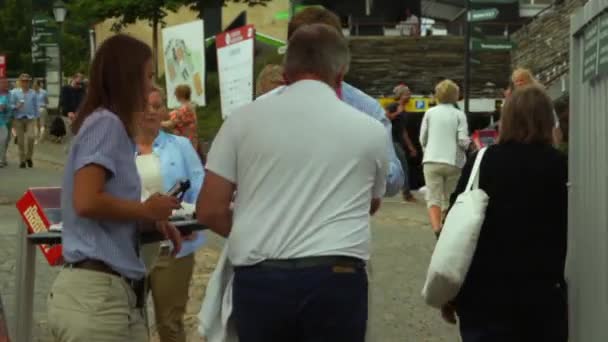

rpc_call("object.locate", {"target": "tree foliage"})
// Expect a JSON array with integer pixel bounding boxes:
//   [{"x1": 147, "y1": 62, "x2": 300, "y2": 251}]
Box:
[
  {"x1": 70, "y1": 0, "x2": 271, "y2": 32},
  {"x1": 0, "y1": 0, "x2": 92, "y2": 77},
  {"x1": 0, "y1": 0, "x2": 37, "y2": 77},
  {"x1": 68, "y1": 0, "x2": 271, "y2": 75},
  {"x1": 0, "y1": 0, "x2": 270, "y2": 78}
]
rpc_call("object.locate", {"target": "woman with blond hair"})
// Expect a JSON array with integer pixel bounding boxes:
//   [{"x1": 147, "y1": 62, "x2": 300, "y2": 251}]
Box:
[
  {"x1": 256, "y1": 64, "x2": 284, "y2": 97},
  {"x1": 420, "y1": 79, "x2": 470, "y2": 236},
  {"x1": 511, "y1": 68, "x2": 538, "y2": 88},
  {"x1": 137, "y1": 86, "x2": 205, "y2": 342},
  {"x1": 510, "y1": 67, "x2": 562, "y2": 144},
  {"x1": 443, "y1": 84, "x2": 568, "y2": 341}
]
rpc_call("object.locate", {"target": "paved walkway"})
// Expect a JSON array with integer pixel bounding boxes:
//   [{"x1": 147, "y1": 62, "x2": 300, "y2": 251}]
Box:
[
  {"x1": 0, "y1": 142, "x2": 64, "y2": 341},
  {"x1": 0, "y1": 140, "x2": 459, "y2": 341}
]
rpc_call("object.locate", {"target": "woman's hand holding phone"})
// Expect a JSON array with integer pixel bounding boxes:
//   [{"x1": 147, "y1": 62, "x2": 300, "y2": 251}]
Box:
[{"x1": 142, "y1": 193, "x2": 181, "y2": 221}]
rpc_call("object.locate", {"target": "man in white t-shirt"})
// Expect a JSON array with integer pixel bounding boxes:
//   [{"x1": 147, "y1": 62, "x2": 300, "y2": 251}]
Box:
[{"x1": 196, "y1": 23, "x2": 388, "y2": 341}]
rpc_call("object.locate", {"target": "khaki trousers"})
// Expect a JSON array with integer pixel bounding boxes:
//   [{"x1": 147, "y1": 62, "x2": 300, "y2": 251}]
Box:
[
  {"x1": 149, "y1": 253, "x2": 195, "y2": 342},
  {"x1": 423, "y1": 162, "x2": 462, "y2": 210},
  {"x1": 38, "y1": 107, "x2": 49, "y2": 142},
  {"x1": 47, "y1": 268, "x2": 148, "y2": 342},
  {"x1": 13, "y1": 118, "x2": 36, "y2": 162}
]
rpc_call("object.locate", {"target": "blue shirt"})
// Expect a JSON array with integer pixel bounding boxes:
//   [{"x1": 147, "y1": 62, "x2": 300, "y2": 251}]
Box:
[
  {"x1": 340, "y1": 83, "x2": 404, "y2": 196},
  {"x1": 61, "y1": 109, "x2": 145, "y2": 280},
  {"x1": 0, "y1": 93, "x2": 10, "y2": 126},
  {"x1": 10, "y1": 88, "x2": 39, "y2": 119},
  {"x1": 36, "y1": 89, "x2": 48, "y2": 108},
  {"x1": 259, "y1": 82, "x2": 405, "y2": 196},
  {"x1": 148, "y1": 130, "x2": 206, "y2": 257}
]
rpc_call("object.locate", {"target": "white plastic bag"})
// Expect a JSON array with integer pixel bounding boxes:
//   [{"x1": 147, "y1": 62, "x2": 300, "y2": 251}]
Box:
[{"x1": 422, "y1": 147, "x2": 489, "y2": 309}]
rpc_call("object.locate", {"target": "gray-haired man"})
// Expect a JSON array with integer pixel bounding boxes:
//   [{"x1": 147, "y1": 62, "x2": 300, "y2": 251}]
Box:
[{"x1": 197, "y1": 24, "x2": 388, "y2": 341}]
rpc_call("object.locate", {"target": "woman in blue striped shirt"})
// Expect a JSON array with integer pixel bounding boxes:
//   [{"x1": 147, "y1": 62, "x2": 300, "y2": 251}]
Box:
[{"x1": 47, "y1": 34, "x2": 182, "y2": 342}]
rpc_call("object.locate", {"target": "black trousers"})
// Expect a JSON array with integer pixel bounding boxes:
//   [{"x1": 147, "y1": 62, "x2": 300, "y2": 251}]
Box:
[
  {"x1": 458, "y1": 282, "x2": 568, "y2": 342},
  {"x1": 232, "y1": 262, "x2": 368, "y2": 342}
]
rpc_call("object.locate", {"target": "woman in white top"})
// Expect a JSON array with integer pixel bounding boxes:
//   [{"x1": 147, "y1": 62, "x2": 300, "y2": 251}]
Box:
[
  {"x1": 420, "y1": 79, "x2": 470, "y2": 236},
  {"x1": 136, "y1": 87, "x2": 205, "y2": 341}
]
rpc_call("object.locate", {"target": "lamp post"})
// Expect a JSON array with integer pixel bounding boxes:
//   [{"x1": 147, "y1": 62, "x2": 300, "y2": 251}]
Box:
[{"x1": 53, "y1": 0, "x2": 67, "y2": 88}]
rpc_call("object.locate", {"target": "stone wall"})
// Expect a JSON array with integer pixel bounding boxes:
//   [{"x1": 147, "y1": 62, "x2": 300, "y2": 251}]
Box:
[
  {"x1": 346, "y1": 36, "x2": 511, "y2": 98},
  {"x1": 511, "y1": 0, "x2": 587, "y2": 86}
]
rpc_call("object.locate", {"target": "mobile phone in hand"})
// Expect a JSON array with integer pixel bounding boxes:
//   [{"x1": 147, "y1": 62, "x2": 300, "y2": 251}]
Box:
[
  {"x1": 386, "y1": 102, "x2": 399, "y2": 113},
  {"x1": 167, "y1": 179, "x2": 191, "y2": 201}
]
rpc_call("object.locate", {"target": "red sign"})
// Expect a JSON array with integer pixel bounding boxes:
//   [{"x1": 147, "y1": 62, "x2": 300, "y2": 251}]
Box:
[
  {"x1": 472, "y1": 129, "x2": 499, "y2": 149},
  {"x1": 16, "y1": 188, "x2": 63, "y2": 266},
  {"x1": 0, "y1": 55, "x2": 6, "y2": 78},
  {"x1": 216, "y1": 24, "x2": 255, "y2": 49}
]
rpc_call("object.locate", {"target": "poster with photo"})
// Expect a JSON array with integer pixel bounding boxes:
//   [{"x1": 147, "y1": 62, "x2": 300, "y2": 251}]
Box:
[{"x1": 162, "y1": 20, "x2": 206, "y2": 109}]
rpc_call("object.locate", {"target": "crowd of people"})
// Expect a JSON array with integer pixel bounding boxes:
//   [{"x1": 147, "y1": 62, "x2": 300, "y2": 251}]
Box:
[
  {"x1": 0, "y1": 5, "x2": 570, "y2": 342},
  {"x1": 0, "y1": 72, "x2": 81, "y2": 167}
]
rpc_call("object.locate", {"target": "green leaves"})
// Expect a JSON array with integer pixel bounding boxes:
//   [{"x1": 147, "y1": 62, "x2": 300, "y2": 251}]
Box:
[
  {"x1": 0, "y1": 0, "x2": 271, "y2": 78},
  {"x1": 70, "y1": 0, "x2": 271, "y2": 31}
]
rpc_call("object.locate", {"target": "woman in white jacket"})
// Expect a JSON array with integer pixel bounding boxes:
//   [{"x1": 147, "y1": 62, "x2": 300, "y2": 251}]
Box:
[{"x1": 420, "y1": 79, "x2": 470, "y2": 236}]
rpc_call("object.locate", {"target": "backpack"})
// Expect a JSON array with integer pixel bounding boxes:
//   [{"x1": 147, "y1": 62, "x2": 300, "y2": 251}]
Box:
[{"x1": 49, "y1": 116, "x2": 66, "y2": 137}]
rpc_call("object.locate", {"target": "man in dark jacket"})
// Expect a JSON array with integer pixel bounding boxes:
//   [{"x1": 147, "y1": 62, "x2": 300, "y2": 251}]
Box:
[
  {"x1": 56, "y1": 73, "x2": 85, "y2": 143},
  {"x1": 59, "y1": 73, "x2": 85, "y2": 120}
]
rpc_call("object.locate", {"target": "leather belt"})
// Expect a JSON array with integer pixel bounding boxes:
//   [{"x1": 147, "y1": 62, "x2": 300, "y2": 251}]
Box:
[
  {"x1": 67, "y1": 259, "x2": 124, "y2": 279},
  {"x1": 237, "y1": 256, "x2": 365, "y2": 270}
]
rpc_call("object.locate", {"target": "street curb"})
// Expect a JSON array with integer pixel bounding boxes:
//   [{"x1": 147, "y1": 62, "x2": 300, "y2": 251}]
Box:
[
  {"x1": 7, "y1": 140, "x2": 67, "y2": 168},
  {"x1": 33, "y1": 154, "x2": 65, "y2": 168}
]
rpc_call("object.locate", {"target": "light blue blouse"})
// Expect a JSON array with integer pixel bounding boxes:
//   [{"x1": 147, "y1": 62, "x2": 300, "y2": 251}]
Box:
[{"x1": 149, "y1": 130, "x2": 206, "y2": 257}]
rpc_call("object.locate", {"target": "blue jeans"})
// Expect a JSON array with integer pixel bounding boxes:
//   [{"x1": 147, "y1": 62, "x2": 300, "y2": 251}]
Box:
[
  {"x1": 393, "y1": 142, "x2": 410, "y2": 193},
  {"x1": 232, "y1": 262, "x2": 368, "y2": 342},
  {"x1": 0, "y1": 124, "x2": 8, "y2": 164}
]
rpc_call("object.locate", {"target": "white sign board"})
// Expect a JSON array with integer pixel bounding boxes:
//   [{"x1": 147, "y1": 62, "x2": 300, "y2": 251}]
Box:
[
  {"x1": 216, "y1": 25, "x2": 255, "y2": 119},
  {"x1": 162, "y1": 20, "x2": 206, "y2": 109}
]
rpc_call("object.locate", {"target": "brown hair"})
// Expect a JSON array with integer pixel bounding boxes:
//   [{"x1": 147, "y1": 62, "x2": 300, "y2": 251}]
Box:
[
  {"x1": 499, "y1": 85, "x2": 555, "y2": 145},
  {"x1": 72, "y1": 34, "x2": 152, "y2": 137},
  {"x1": 288, "y1": 7, "x2": 342, "y2": 39},
  {"x1": 174, "y1": 84, "x2": 191, "y2": 101},
  {"x1": 554, "y1": 96, "x2": 569, "y2": 142}
]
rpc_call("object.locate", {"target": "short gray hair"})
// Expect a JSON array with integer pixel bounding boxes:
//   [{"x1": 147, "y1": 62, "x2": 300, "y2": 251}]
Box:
[{"x1": 283, "y1": 23, "x2": 350, "y2": 86}]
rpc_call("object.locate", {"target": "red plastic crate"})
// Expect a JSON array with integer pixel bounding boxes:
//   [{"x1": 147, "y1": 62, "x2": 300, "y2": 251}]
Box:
[{"x1": 15, "y1": 187, "x2": 63, "y2": 266}]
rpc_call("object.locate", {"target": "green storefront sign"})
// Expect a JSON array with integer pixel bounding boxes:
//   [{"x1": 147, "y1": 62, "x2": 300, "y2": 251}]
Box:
[
  {"x1": 582, "y1": 17, "x2": 600, "y2": 82},
  {"x1": 599, "y1": 12, "x2": 608, "y2": 76},
  {"x1": 468, "y1": 8, "x2": 499, "y2": 22},
  {"x1": 471, "y1": 38, "x2": 515, "y2": 51}
]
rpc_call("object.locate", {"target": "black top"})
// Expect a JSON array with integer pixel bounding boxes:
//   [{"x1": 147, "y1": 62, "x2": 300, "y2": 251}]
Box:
[
  {"x1": 59, "y1": 85, "x2": 85, "y2": 116},
  {"x1": 387, "y1": 102, "x2": 408, "y2": 147},
  {"x1": 451, "y1": 142, "x2": 568, "y2": 310}
]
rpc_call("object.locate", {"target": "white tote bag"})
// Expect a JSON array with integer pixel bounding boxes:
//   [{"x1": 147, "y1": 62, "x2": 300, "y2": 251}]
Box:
[{"x1": 422, "y1": 147, "x2": 489, "y2": 309}]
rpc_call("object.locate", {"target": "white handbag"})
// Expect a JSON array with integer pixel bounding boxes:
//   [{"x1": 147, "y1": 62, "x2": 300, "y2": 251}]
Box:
[{"x1": 422, "y1": 147, "x2": 489, "y2": 309}]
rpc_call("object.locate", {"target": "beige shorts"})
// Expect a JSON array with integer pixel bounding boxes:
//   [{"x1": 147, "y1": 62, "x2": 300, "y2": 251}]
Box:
[{"x1": 423, "y1": 162, "x2": 462, "y2": 209}]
